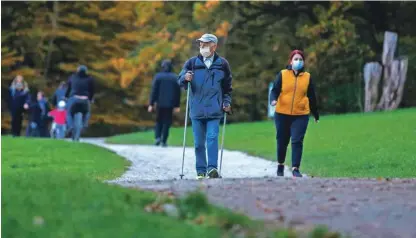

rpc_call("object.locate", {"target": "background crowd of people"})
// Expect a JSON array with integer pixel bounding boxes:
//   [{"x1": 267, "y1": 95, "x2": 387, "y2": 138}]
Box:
[
  {"x1": 8, "y1": 75, "x2": 67, "y2": 138},
  {"x1": 7, "y1": 66, "x2": 94, "y2": 140}
]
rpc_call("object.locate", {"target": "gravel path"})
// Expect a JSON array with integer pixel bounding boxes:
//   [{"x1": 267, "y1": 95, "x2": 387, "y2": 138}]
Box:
[
  {"x1": 81, "y1": 138, "x2": 416, "y2": 238},
  {"x1": 81, "y1": 138, "x2": 296, "y2": 181}
]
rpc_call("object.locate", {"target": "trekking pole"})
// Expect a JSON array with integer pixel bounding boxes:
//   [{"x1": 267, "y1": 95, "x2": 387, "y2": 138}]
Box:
[
  {"x1": 180, "y1": 80, "x2": 191, "y2": 179},
  {"x1": 219, "y1": 112, "x2": 227, "y2": 178}
]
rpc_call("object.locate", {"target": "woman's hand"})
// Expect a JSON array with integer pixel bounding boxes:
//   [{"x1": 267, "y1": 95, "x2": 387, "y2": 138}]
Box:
[{"x1": 271, "y1": 100, "x2": 277, "y2": 106}]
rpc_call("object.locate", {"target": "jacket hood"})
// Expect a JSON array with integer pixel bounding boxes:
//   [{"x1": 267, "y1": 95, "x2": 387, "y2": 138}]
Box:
[
  {"x1": 10, "y1": 78, "x2": 29, "y2": 93},
  {"x1": 161, "y1": 60, "x2": 172, "y2": 72}
]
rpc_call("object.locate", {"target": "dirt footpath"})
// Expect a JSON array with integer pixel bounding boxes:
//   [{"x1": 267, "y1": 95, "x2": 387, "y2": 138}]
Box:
[{"x1": 120, "y1": 177, "x2": 416, "y2": 238}]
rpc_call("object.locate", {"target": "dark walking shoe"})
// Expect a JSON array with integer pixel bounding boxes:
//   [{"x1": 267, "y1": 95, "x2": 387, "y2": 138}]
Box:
[
  {"x1": 207, "y1": 168, "x2": 219, "y2": 178},
  {"x1": 292, "y1": 168, "x2": 303, "y2": 178},
  {"x1": 277, "y1": 164, "x2": 284, "y2": 177},
  {"x1": 196, "y1": 173, "x2": 206, "y2": 180},
  {"x1": 154, "y1": 138, "x2": 161, "y2": 146},
  {"x1": 161, "y1": 142, "x2": 168, "y2": 147}
]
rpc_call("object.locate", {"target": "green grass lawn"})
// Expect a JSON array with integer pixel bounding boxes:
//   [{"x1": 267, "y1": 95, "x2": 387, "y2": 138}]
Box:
[
  {"x1": 107, "y1": 108, "x2": 416, "y2": 178},
  {"x1": 2, "y1": 137, "x2": 338, "y2": 238}
]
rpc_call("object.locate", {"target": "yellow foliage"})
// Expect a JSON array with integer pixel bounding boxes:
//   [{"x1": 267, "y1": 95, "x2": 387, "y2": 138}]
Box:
[
  {"x1": 99, "y1": 2, "x2": 137, "y2": 22},
  {"x1": 57, "y1": 28, "x2": 101, "y2": 41},
  {"x1": 58, "y1": 63, "x2": 78, "y2": 73},
  {"x1": 215, "y1": 21, "x2": 231, "y2": 37},
  {"x1": 135, "y1": 2, "x2": 164, "y2": 27},
  {"x1": 151, "y1": 1, "x2": 164, "y2": 9},
  {"x1": 116, "y1": 32, "x2": 140, "y2": 43},
  {"x1": 2, "y1": 68, "x2": 37, "y2": 82},
  {"x1": 59, "y1": 13, "x2": 98, "y2": 28},
  {"x1": 1, "y1": 48, "x2": 24, "y2": 68},
  {"x1": 205, "y1": 0, "x2": 220, "y2": 9}
]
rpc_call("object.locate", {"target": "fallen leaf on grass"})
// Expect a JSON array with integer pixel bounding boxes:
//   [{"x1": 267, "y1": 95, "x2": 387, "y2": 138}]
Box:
[
  {"x1": 33, "y1": 216, "x2": 44, "y2": 226},
  {"x1": 194, "y1": 215, "x2": 206, "y2": 224}
]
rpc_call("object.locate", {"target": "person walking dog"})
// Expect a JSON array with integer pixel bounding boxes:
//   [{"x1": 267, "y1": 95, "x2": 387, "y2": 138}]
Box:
[
  {"x1": 178, "y1": 33, "x2": 233, "y2": 179},
  {"x1": 270, "y1": 50, "x2": 319, "y2": 177}
]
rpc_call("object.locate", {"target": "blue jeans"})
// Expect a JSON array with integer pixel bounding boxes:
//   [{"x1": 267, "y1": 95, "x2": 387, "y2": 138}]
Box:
[
  {"x1": 66, "y1": 97, "x2": 91, "y2": 129},
  {"x1": 26, "y1": 122, "x2": 40, "y2": 137},
  {"x1": 191, "y1": 118, "x2": 220, "y2": 174},
  {"x1": 51, "y1": 123, "x2": 66, "y2": 139}
]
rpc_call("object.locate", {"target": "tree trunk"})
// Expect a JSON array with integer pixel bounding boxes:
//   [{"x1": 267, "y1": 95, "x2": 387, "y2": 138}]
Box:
[{"x1": 44, "y1": 1, "x2": 59, "y2": 82}]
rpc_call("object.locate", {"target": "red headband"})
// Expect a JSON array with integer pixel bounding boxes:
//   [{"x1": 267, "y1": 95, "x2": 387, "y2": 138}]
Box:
[{"x1": 288, "y1": 50, "x2": 305, "y2": 65}]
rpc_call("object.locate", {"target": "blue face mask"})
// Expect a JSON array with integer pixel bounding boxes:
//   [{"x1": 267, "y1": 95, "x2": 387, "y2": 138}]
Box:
[{"x1": 292, "y1": 60, "x2": 304, "y2": 71}]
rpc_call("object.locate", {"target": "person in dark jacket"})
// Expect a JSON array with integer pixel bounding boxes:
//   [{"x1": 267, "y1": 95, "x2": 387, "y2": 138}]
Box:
[
  {"x1": 25, "y1": 92, "x2": 43, "y2": 137},
  {"x1": 65, "y1": 65, "x2": 95, "y2": 141},
  {"x1": 8, "y1": 75, "x2": 30, "y2": 137},
  {"x1": 25, "y1": 91, "x2": 50, "y2": 137},
  {"x1": 178, "y1": 33, "x2": 232, "y2": 179},
  {"x1": 270, "y1": 50, "x2": 320, "y2": 178},
  {"x1": 37, "y1": 91, "x2": 51, "y2": 137},
  {"x1": 148, "y1": 60, "x2": 181, "y2": 147}
]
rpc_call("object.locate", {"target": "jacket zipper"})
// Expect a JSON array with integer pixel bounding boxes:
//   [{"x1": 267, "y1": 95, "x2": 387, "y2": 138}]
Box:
[{"x1": 290, "y1": 76, "x2": 298, "y2": 114}]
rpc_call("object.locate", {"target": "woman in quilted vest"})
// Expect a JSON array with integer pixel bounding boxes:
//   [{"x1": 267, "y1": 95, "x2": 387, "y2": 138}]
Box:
[{"x1": 270, "y1": 50, "x2": 320, "y2": 177}]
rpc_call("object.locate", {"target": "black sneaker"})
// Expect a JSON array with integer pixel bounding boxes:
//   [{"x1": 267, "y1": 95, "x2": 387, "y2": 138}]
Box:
[
  {"x1": 154, "y1": 139, "x2": 161, "y2": 146},
  {"x1": 161, "y1": 142, "x2": 167, "y2": 147},
  {"x1": 277, "y1": 164, "x2": 284, "y2": 177},
  {"x1": 207, "y1": 168, "x2": 219, "y2": 178},
  {"x1": 292, "y1": 168, "x2": 303, "y2": 178}
]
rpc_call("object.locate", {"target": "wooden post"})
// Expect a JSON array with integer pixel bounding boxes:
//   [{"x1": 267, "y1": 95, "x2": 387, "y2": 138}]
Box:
[
  {"x1": 382, "y1": 31, "x2": 398, "y2": 65},
  {"x1": 363, "y1": 62, "x2": 382, "y2": 112},
  {"x1": 377, "y1": 31, "x2": 398, "y2": 110},
  {"x1": 364, "y1": 31, "x2": 408, "y2": 112},
  {"x1": 387, "y1": 57, "x2": 408, "y2": 110}
]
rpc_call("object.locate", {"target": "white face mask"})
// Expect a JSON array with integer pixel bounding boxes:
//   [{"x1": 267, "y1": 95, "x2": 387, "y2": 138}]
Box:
[{"x1": 200, "y1": 46, "x2": 211, "y2": 58}]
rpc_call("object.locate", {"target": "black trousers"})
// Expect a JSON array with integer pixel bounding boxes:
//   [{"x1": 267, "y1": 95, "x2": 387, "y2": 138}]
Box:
[
  {"x1": 11, "y1": 111, "x2": 23, "y2": 137},
  {"x1": 155, "y1": 107, "x2": 173, "y2": 143},
  {"x1": 274, "y1": 113, "x2": 309, "y2": 168},
  {"x1": 69, "y1": 98, "x2": 90, "y2": 128}
]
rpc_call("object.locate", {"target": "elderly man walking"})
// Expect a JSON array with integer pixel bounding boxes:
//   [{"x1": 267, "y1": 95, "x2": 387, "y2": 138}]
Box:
[{"x1": 178, "y1": 33, "x2": 233, "y2": 179}]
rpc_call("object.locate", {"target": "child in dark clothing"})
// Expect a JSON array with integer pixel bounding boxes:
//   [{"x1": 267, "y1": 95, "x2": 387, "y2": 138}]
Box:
[
  {"x1": 25, "y1": 98, "x2": 42, "y2": 137},
  {"x1": 25, "y1": 91, "x2": 50, "y2": 137}
]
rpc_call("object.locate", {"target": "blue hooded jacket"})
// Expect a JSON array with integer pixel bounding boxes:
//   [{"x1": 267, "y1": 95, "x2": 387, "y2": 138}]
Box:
[{"x1": 178, "y1": 53, "x2": 232, "y2": 119}]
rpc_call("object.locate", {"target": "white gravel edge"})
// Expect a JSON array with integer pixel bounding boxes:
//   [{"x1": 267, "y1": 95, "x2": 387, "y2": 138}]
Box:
[{"x1": 80, "y1": 138, "x2": 307, "y2": 183}]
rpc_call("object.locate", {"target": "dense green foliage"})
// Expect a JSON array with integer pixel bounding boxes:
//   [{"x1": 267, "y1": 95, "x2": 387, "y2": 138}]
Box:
[
  {"x1": 108, "y1": 108, "x2": 416, "y2": 178},
  {"x1": 2, "y1": 2, "x2": 416, "y2": 135}
]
